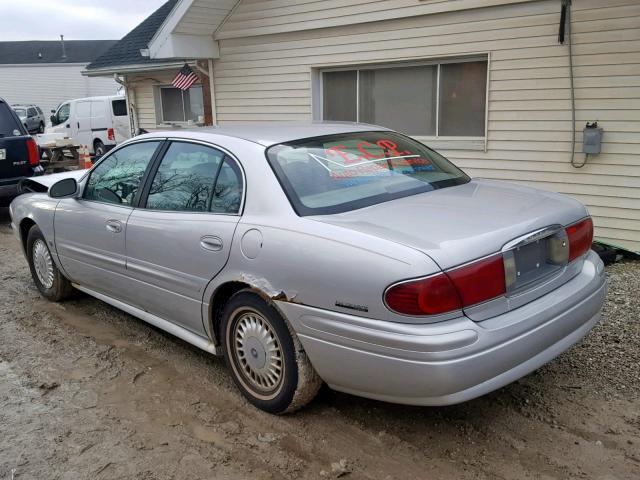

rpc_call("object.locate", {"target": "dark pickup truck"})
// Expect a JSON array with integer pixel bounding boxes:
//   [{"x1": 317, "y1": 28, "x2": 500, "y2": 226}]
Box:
[{"x1": 0, "y1": 97, "x2": 43, "y2": 206}]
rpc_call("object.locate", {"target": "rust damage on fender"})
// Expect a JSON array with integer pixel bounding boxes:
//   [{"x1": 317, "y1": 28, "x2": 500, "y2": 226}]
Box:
[{"x1": 238, "y1": 274, "x2": 300, "y2": 304}]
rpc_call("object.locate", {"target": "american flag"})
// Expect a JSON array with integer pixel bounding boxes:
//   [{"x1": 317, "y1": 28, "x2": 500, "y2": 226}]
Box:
[{"x1": 172, "y1": 64, "x2": 199, "y2": 91}]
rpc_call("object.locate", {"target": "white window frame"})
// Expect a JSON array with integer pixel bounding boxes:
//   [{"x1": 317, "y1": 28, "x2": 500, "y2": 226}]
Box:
[
  {"x1": 314, "y1": 54, "x2": 490, "y2": 152},
  {"x1": 156, "y1": 85, "x2": 204, "y2": 125}
]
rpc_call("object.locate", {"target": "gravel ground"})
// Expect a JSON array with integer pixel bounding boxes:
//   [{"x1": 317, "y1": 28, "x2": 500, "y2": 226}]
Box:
[{"x1": 0, "y1": 207, "x2": 638, "y2": 480}]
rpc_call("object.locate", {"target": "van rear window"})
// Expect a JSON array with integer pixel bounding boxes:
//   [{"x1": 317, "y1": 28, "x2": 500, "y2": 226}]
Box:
[{"x1": 112, "y1": 99, "x2": 127, "y2": 116}]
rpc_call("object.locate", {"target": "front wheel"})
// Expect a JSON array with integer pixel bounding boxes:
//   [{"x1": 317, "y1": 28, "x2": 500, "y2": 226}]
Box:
[
  {"x1": 221, "y1": 291, "x2": 322, "y2": 414},
  {"x1": 26, "y1": 225, "x2": 74, "y2": 301},
  {"x1": 38, "y1": 122, "x2": 45, "y2": 134}
]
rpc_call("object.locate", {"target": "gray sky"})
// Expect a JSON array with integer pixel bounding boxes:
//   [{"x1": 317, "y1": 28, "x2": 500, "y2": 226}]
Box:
[{"x1": 0, "y1": 0, "x2": 168, "y2": 40}]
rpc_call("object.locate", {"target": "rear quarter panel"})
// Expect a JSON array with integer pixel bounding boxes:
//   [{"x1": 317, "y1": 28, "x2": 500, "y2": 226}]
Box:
[{"x1": 204, "y1": 212, "x2": 448, "y2": 331}]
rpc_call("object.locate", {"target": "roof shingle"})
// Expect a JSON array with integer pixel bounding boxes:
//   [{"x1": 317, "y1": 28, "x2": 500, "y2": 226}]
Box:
[{"x1": 86, "y1": 0, "x2": 180, "y2": 71}]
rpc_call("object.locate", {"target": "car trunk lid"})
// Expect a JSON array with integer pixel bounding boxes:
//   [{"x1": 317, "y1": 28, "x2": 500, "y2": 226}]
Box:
[{"x1": 311, "y1": 179, "x2": 587, "y2": 270}]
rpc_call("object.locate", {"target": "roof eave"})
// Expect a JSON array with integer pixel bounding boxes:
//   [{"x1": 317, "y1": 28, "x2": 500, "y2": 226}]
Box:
[{"x1": 82, "y1": 60, "x2": 196, "y2": 77}]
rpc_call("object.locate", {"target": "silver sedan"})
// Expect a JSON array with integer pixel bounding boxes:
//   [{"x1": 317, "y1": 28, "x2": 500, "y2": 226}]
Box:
[{"x1": 9, "y1": 123, "x2": 607, "y2": 414}]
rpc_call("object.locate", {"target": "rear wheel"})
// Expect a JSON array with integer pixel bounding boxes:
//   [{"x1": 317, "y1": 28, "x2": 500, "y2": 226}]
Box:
[
  {"x1": 221, "y1": 291, "x2": 322, "y2": 414},
  {"x1": 94, "y1": 140, "x2": 106, "y2": 157},
  {"x1": 26, "y1": 225, "x2": 74, "y2": 301}
]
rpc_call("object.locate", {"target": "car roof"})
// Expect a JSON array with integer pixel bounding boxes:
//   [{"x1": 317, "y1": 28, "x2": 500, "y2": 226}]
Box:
[{"x1": 142, "y1": 122, "x2": 391, "y2": 147}]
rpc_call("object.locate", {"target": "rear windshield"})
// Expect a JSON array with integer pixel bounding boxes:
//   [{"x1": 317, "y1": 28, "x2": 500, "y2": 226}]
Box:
[
  {"x1": 0, "y1": 102, "x2": 24, "y2": 137},
  {"x1": 266, "y1": 131, "x2": 470, "y2": 215}
]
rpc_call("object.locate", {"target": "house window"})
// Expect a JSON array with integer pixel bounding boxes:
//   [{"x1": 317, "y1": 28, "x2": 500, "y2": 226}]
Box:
[
  {"x1": 158, "y1": 86, "x2": 204, "y2": 123},
  {"x1": 320, "y1": 58, "x2": 487, "y2": 137}
]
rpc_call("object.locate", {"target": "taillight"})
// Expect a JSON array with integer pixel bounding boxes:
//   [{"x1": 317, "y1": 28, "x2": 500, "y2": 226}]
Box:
[
  {"x1": 385, "y1": 273, "x2": 461, "y2": 316},
  {"x1": 385, "y1": 254, "x2": 507, "y2": 316},
  {"x1": 566, "y1": 217, "x2": 593, "y2": 262},
  {"x1": 447, "y1": 254, "x2": 506, "y2": 308},
  {"x1": 107, "y1": 128, "x2": 115, "y2": 141},
  {"x1": 26, "y1": 137, "x2": 39, "y2": 166}
]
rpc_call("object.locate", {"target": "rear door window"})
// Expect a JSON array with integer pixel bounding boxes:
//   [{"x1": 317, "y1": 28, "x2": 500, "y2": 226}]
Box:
[
  {"x1": 144, "y1": 142, "x2": 243, "y2": 214},
  {"x1": 0, "y1": 102, "x2": 23, "y2": 137}
]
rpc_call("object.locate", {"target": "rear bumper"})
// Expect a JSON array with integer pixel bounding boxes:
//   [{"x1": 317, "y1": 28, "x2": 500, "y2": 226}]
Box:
[{"x1": 277, "y1": 250, "x2": 606, "y2": 406}]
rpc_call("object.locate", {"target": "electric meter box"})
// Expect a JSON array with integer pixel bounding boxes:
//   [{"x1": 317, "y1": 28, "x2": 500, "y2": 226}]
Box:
[{"x1": 583, "y1": 123, "x2": 603, "y2": 155}]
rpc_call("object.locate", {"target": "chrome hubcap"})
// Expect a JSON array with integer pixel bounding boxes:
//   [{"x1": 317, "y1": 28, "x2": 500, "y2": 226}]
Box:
[
  {"x1": 233, "y1": 311, "x2": 283, "y2": 393},
  {"x1": 33, "y1": 239, "x2": 54, "y2": 289}
]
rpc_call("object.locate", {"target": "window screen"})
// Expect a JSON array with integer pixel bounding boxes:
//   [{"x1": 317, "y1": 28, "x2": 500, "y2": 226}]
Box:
[
  {"x1": 359, "y1": 66, "x2": 437, "y2": 136},
  {"x1": 322, "y1": 59, "x2": 487, "y2": 137},
  {"x1": 438, "y1": 61, "x2": 487, "y2": 136},
  {"x1": 160, "y1": 86, "x2": 204, "y2": 123},
  {"x1": 322, "y1": 71, "x2": 357, "y2": 122}
]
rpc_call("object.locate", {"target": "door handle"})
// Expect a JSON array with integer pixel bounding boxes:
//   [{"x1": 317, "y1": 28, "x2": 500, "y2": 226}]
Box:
[
  {"x1": 105, "y1": 219, "x2": 123, "y2": 233},
  {"x1": 200, "y1": 236, "x2": 223, "y2": 251}
]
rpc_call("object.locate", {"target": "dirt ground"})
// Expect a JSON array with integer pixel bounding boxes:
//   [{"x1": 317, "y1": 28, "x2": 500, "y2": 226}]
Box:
[{"x1": 0, "y1": 207, "x2": 638, "y2": 480}]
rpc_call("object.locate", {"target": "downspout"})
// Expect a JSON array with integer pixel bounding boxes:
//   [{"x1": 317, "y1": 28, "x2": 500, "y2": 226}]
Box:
[
  {"x1": 560, "y1": 0, "x2": 583, "y2": 168},
  {"x1": 208, "y1": 59, "x2": 217, "y2": 125},
  {"x1": 114, "y1": 74, "x2": 137, "y2": 137}
]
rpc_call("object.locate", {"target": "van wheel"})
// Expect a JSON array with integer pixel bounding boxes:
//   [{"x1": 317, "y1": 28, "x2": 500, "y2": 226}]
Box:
[
  {"x1": 26, "y1": 225, "x2": 74, "y2": 302},
  {"x1": 221, "y1": 291, "x2": 322, "y2": 414},
  {"x1": 38, "y1": 122, "x2": 45, "y2": 134},
  {"x1": 94, "y1": 140, "x2": 106, "y2": 157}
]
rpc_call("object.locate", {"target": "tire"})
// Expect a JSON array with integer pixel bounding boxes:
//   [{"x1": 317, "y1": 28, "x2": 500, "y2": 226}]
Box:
[
  {"x1": 94, "y1": 140, "x2": 106, "y2": 157},
  {"x1": 26, "y1": 225, "x2": 74, "y2": 302},
  {"x1": 221, "y1": 290, "x2": 322, "y2": 414},
  {"x1": 38, "y1": 122, "x2": 45, "y2": 134}
]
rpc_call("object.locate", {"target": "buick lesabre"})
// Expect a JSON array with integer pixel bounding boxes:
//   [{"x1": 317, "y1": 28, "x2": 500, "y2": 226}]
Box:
[{"x1": 9, "y1": 123, "x2": 606, "y2": 413}]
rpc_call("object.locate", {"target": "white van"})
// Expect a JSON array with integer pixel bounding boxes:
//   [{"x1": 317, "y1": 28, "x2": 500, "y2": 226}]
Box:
[{"x1": 48, "y1": 95, "x2": 131, "y2": 156}]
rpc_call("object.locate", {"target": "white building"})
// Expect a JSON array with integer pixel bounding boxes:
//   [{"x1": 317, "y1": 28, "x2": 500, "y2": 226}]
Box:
[
  {"x1": 85, "y1": 0, "x2": 640, "y2": 253},
  {"x1": 0, "y1": 40, "x2": 121, "y2": 117}
]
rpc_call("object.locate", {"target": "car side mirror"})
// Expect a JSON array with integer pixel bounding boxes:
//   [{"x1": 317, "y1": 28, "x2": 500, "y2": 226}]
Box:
[
  {"x1": 50, "y1": 114, "x2": 57, "y2": 125},
  {"x1": 49, "y1": 178, "x2": 78, "y2": 198}
]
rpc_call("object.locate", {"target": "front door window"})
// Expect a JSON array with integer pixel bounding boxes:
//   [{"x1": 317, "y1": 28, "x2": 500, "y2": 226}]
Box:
[{"x1": 84, "y1": 141, "x2": 161, "y2": 206}]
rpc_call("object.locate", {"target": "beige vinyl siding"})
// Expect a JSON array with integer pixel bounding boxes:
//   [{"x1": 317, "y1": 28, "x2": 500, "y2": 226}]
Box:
[
  {"x1": 174, "y1": 0, "x2": 239, "y2": 35},
  {"x1": 213, "y1": 0, "x2": 640, "y2": 251},
  {"x1": 219, "y1": 0, "x2": 552, "y2": 39},
  {"x1": 0, "y1": 64, "x2": 118, "y2": 117}
]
